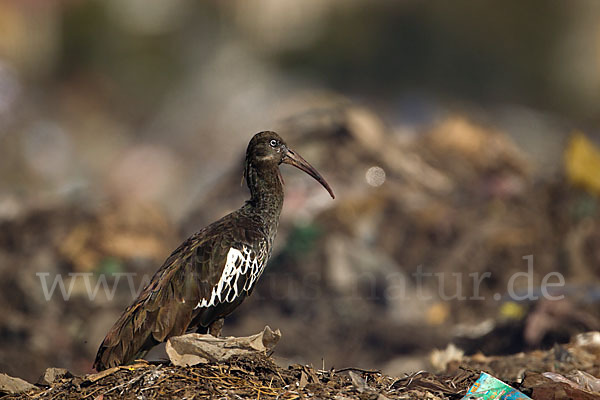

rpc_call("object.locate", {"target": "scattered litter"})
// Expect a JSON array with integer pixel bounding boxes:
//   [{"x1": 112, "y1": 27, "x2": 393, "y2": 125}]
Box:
[
  {"x1": 37, "y1": 367, "x2": 72, "y2": 386},
  {"x1": 461, "y1": 372, "x2": 531, "y2": 399},
  {"x1": 568, "y1": 370, "x2": 600, "y2": 393},
  {"x1": 543, "y1": 371, "x2": 581, "y2": 389},
  {"x1": 573, "y1": 331, "x2": 600, "y2": 349},
  {"x1": 543, "y1": 370, "x2": 600, "y2": 394},
  {"x1": 298, "y1": 370, "x2": 309, "y2": 388},
  {"x1": 166, "y1": 326, "x2": 281, "y2": 366},
  {"x1": 0, "y1": 372, "x2": 35, "y2": 395},
  {"x1": 348, "y1": 370, "x2": 369, "y2": 393},
  {"x1": 430, "y1": 343, "x2": 464, "y2": 372},
  {"x1": 521, "y1": 371, "x2": 600, "y2": 400}
]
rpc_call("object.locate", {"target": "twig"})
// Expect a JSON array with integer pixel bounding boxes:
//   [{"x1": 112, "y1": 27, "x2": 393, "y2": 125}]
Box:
[
  {"x1": 388, "y1": 370, "x2": 427, "y2": 390},
  {"x1": 276, "y1": 369, "x2": 286, "y2": 386},
  {"x1": 336, "y1": 367, "x2": 380, "y2": 374},
  {"x1": 81, "y1": 387, "x2": 103, "y2": 399},
  {"x1": 104, "y1": 367, "x2": 156, "y2": 395}
]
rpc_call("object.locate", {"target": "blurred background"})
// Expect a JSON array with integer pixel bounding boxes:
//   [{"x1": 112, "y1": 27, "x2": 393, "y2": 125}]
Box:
[{"x1": 1, "y1": 0, "x2": 600, "y2": 382}]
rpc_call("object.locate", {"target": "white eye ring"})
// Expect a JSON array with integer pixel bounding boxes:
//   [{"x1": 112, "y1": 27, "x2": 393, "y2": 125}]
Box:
[{"x1": 269, "y1": 139, "x2": 278, "y2": 147}]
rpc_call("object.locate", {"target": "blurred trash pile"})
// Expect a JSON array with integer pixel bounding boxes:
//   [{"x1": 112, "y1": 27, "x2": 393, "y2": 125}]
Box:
[
  {"x1": 2, "y1": 98, "x2": 600, "y2": 383},
  {"x1": 1, "y1": 0, "x2": 600, "y2": 387}
]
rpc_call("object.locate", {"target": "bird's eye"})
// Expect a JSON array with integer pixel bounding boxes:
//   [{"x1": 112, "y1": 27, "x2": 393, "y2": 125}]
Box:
[{"x1": 269, "y1": 139, "x2": 278, "y2": 147}]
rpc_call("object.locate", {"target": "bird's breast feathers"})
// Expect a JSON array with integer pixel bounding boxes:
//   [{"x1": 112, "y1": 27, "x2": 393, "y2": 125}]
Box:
[{"x1": 194, "y1": 243, "x2": 268, "y2": 309}]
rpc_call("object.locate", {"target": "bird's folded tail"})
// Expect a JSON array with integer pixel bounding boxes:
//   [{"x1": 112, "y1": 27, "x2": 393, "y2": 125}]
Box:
[{"x1": 93, "y1": 292, "x2": 195, "y2": 371}]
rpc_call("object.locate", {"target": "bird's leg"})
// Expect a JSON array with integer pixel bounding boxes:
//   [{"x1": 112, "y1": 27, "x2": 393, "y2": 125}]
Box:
[{"x1": 208, "y1": 318, "x2": 224, "y2": 337}]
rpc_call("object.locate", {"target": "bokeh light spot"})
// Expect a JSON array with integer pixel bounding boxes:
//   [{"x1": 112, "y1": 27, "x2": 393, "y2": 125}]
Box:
[{"x1": 365, "y1": 166, "x2": 386, "y2": 187}]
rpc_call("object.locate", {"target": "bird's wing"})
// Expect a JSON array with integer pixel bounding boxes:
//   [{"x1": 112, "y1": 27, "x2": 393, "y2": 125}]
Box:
[
  {"x1": 192, "y1": 229, "x2": 269, "y2": 310},
  {"x1": 93, "y1": 229, "x2": 218, "y2": 370},
  {"x1": 93, "y1": 219, "x2": 268, "y2": 371}
]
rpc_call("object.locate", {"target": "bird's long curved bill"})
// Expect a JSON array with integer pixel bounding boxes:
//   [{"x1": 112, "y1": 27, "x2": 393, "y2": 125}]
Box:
[{"x1": 283, "y1": 149, "x2": 335, "y2": 199}]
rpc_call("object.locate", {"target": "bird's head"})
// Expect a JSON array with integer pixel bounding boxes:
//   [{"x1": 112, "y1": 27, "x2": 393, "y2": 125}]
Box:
[{"x1": 245, "y1": 131, "x2": 335, "y2": 199}]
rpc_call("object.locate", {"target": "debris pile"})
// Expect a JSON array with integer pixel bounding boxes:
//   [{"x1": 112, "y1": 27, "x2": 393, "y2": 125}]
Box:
[
  {"x1": 3, "y1": 330, "x2": 600, "y2": 399},
  {"x1": 0, "y1": 354, "x2": 475, "y2": 400}
]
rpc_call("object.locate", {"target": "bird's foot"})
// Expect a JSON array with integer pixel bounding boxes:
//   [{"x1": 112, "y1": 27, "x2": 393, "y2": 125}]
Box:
[{"x1": 208, "y1": 318, "x2": 224, "y2": 337}]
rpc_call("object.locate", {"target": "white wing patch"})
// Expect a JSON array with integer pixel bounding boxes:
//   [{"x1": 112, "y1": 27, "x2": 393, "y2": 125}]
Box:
[{"x1": 194, "y1": 245, "x2": 266, "y2": 309}]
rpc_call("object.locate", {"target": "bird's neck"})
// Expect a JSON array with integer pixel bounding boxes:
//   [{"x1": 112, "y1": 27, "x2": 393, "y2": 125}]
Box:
[{"x1": 244, "y1": 163, "x2": 284, "y2": 227}]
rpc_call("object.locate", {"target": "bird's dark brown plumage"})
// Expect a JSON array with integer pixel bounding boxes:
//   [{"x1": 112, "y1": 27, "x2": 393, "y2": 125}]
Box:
[{"x1": 93, "y1": 131, "x2": 334, "y2": 371}]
